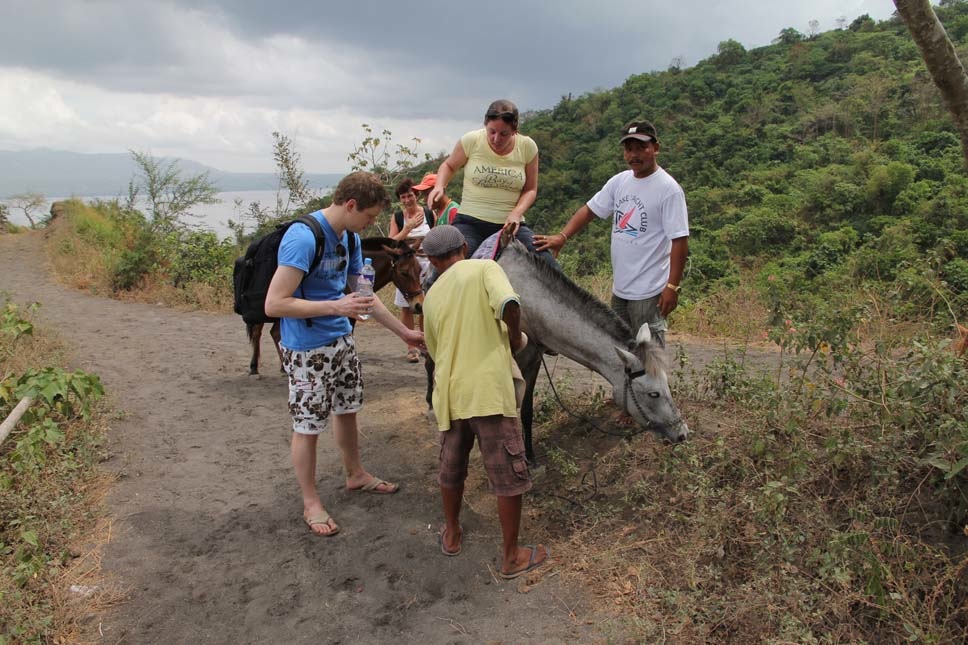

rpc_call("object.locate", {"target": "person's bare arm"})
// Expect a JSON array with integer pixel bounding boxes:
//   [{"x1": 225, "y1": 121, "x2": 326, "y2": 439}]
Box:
[
  {"x1": 657, "y1": 236, "x2": 689, "y2": 317},
  {"x1": 503, "y1": 154, "x2": 539, "y2": 238},
  {"x1": 501, "y1": 300, "x2": 524, "y2": 353},
  {"x1": 368, "y1": 294, "x2": 425, "y2": 348},
  {"x1": 427, "y1": 140, "x2": 467, "y2": 208},
  {"x1": 533, "y1": 203, "x2": 598, "y2": 256}
]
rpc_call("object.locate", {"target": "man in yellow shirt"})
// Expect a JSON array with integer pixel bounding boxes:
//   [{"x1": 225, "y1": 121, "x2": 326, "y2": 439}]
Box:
[{"x1": 422, "y1": 225, "x2": 549, "y2": 579}]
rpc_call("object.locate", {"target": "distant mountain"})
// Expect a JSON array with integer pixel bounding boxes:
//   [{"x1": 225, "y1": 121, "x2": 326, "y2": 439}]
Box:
[{"x1": 0, "y1": 149, "x2": 344, "y2": 197}]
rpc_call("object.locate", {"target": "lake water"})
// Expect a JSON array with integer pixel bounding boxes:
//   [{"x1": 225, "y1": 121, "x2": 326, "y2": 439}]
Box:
[{"x1": 1, "y1": 190, "x2": 312, "y2": 239}]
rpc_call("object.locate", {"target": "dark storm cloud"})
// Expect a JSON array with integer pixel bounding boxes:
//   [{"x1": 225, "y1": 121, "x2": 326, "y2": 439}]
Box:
[{"x1": 1, "y1": 0, "x2": 893, "y2": 118}]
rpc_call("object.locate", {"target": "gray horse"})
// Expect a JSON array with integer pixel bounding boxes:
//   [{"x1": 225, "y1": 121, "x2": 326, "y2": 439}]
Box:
[{"x1": 425, "y1": 236, "x2": 688, "y2": 464}]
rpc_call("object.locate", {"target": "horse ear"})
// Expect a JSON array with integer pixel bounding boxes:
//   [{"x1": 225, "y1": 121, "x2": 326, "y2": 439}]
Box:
[
  {"x1": 635, "y1": 324, "x2": 652, "y2": 346},
  {"x1": 614, "y1": 346, "x2": 641, "y2": 371},
  {"x1": 381, "y1": 244, "x2": 402, "y2": 256}
]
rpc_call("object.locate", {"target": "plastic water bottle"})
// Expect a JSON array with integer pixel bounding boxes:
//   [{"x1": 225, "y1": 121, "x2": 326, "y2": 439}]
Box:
[{"x1": 357, "y1": 258, "x2": 375, "y2": 320}]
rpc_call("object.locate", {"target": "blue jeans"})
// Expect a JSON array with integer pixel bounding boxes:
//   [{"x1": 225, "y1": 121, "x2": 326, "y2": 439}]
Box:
[
  {"x1": 451, "y1": 214, "x2": 559, "y2": 269},
  {"x1": 424, "y1": 214, "x2": 560, "y2": 291}
]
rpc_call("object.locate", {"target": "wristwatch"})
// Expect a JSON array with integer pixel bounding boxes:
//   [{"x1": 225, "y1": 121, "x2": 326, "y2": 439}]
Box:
[{"x1": 666, "y1": 283, "x2": 681, "y2": 292}]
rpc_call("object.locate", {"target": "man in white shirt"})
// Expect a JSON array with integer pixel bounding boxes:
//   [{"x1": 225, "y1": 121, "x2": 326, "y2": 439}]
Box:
[{"x1": 535, "y1": 120, "x2": 689, "y2": 346}]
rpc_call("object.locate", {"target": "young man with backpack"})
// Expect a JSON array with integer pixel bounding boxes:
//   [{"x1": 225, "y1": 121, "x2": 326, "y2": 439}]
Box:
[{"x1": 265, "y1": 171, "x2": 425, "y2": 537}]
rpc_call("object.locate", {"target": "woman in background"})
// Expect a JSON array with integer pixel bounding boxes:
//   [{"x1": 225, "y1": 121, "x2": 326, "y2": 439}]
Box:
[{"x1": 389, "y1": 178, "x2": 432, "y2": 362}]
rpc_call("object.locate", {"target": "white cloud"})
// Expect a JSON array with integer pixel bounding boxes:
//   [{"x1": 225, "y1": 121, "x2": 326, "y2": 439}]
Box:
[{"x1": 0, "y1": 0, "x2": 899, "y2": 173}]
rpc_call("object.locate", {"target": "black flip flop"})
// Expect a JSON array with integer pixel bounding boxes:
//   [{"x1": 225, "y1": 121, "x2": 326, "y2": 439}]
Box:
[{"x1": 500, "y1": 545, "x2": 549, "y2": 579}]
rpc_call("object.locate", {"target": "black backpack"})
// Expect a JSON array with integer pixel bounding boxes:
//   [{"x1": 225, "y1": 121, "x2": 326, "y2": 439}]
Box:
[{"x1": 232, "y1": 214, "x2": 357, "y2": 326}]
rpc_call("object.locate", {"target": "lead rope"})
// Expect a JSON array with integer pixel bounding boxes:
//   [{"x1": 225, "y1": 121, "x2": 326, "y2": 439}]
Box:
[
  {"x1": 537, "y1": 356, "x2": 650, "y2": 509},
  {"x1": 539, "y1": 356, "x2": 654, "y2": 441}
]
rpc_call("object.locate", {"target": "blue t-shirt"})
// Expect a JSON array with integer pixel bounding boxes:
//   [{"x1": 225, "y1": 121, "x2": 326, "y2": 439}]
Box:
[{"x1": 277, "y1": 210, "x2": 363, "y2": 350}]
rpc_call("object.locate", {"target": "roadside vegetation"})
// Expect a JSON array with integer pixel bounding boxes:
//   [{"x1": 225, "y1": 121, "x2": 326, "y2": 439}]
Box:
[
  {"x1": 0, "y1": 298, "x2": 112, "y2": 644},
  {"x1": 6, "y1": 2, "x2": 968, "y2": 641},
  {"x1": 522, "y1": 292, "x2": 968, "y2": 642}
]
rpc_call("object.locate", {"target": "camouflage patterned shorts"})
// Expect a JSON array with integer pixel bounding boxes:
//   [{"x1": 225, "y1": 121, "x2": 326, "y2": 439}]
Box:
[{"x1": 281, "y1": 335, "x2": 363, "y2": 435}]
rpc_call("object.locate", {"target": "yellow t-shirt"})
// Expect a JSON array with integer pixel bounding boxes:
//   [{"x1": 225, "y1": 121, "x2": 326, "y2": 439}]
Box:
[
  {"x1": 459, "y1": 128, "x2": 539, "y2": 224},
  {"x1": 424, "y1": 259, "x2": 521, "y2": 431}
]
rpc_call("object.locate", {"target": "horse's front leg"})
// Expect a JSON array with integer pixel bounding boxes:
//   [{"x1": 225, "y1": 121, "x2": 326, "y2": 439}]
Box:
[
  {"x1": 517, "y1": 345, "x2": 543, "y2": 467},
  {"x1": 269, "y1": 322, "x2": 284, "y2": 373},
  {"x1": 247, "y1": 323, "x2": 263, "y2": 375}
]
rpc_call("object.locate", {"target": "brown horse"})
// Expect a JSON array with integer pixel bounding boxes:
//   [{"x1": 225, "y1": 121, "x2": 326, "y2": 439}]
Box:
[{"x1": 247, "y1": 237, "x2": 424, "y2": 374}]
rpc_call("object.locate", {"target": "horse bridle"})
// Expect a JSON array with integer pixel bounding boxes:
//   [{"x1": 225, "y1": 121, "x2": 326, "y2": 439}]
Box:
[
  {"x1": 388, "y1": 249, "x2": 423, "y2": 301},
  {"x1": 539, "y1": 354, "x2": 683, "y2": 440},
  {"x1": 622, "y1": 365, "x2": 685, "y2": 436}
]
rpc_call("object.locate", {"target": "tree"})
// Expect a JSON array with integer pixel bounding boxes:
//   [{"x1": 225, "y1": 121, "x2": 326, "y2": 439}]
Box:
[
  {"x1": 715, "y1": 39, "x2": 747, "y2": 68},
  {"x1": 126, "y1": 151, "x2": 219, "y2": 234},
  {"x1": 272, "y1": 131, "x2": 315, "y2": 213},
  {"x1": 893, "y1": 0, "x2": 968, "y2": 170},
  {"x1": 0, "y1": 202, "x2": 9, "y2": 232},
  {"x1": 775, "y1": 27, "x2": 805, "y2": 45},
  {"x1": 849, "y1": 14, "x2": 875, "y2": 31},
  {"x1": 346, "y1": 124, "x2": 430, "y2": 194},
  {"x1": 9, "y1": 192, "x2": 45, "y2": 229}
]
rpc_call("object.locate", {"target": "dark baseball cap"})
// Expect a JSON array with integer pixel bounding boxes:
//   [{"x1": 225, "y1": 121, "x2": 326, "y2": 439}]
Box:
[
  {"x1": 422, "y1": 225, "x2": 466, "y2": 257},
  {"x1": 619, "y1": 121, "x2": 658, "y2": 144}
]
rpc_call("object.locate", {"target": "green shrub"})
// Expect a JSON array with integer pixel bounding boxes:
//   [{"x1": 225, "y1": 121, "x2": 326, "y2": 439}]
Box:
[
  {"x1": 720, "y1": 209, "x2": 799, "y2": 257},
  {"x1": 867, "y1": 161, "x2": 916, "y2": 213},
  {"x1": 167, "y1": 230, "x2": 236, "y2": 288},
  {"x1": 804, "y1": 226, "x2": 859, "y2": 277},
  {"x1": 942, "y1": 257, "x2": 968, "y2": 294},
  {"x1": 113, "y1": 229, "x2": 162, "y2": 291},
  {"x1": 850, "y1": 220, "x2": 920, "y2": 281}
]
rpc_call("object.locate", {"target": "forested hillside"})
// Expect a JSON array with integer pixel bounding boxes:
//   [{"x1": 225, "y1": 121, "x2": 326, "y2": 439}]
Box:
[{"x1": 516, "y1": 2, "x2": 968, "y2": 332}]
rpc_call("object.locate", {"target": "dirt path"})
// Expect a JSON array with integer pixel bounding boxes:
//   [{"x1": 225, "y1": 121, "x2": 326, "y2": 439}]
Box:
[{"x1": 1, "y1": 231, "x2": 603, "y2": 644}]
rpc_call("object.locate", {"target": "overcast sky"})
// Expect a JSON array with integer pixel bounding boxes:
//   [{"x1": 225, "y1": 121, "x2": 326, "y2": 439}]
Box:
[{"x1": 0, "y1": 0, "x2": 896, "y2": 173}]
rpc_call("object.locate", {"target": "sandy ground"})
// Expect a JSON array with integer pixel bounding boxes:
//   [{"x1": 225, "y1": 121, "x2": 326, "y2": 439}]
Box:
[{"x1": 1, "y1": 231, "x2": 604, "y2": 644}]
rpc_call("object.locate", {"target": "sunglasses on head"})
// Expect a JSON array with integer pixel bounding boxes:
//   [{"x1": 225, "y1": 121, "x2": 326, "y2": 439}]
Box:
[
  {"x1": 485, "y1": 111, "x2": 516, "y2": 124},
  {"x1": 335, "y1": 243, "x2": 347, "y2": 271}
]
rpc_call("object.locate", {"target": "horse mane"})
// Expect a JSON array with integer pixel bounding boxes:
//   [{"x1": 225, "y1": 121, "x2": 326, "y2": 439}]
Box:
[
  {"x1": 640, "y1": 338, "x2": 667, "y2": 378},
  {"x1": 502, "y1": 241, "x2": 630, "y2": 340},
  {"x1": 503, "y1": 240, "x2": 667, "y2": 376}
]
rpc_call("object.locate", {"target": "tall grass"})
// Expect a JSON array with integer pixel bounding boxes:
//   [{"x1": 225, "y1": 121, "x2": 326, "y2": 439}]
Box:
[
  {"x1": 45, "y1": 199, "x2": 238, "y2": 311},
  {"x1": 0, "y1": 298, "x2": 115, "y2": 644},
  {"x1": 526, "y1": 299, "x2": 968, "y2": 642}
]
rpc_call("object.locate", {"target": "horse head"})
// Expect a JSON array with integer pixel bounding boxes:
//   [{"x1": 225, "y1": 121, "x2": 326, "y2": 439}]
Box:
[
  {"x1": 613, "y1": 324, "x2": 688, "y2": 443},
  {"x1": 382, "y1": 241, "x2": 425, "y2": 314}
]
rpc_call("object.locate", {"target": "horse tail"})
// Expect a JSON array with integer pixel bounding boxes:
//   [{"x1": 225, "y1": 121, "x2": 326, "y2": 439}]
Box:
[{"x1": 246, "y1": 322, "x2": 257, "y2": 341}]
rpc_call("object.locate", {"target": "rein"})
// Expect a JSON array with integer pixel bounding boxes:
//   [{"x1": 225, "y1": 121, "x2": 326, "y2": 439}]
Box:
[
  {"x1": 539, "y1": 357, "x2": 650, "y2": 440},
  {"x1": 537, "y1": 356, "x2": 683, "y2": 440},
  {"x1": 622, "y1": 366, "x2": 684, "y2": 435}
]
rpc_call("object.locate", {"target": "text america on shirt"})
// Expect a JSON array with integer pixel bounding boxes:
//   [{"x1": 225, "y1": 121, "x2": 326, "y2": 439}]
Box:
[{"x1": 473, "y1": 165, "x2": 524, "y2": 191}]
